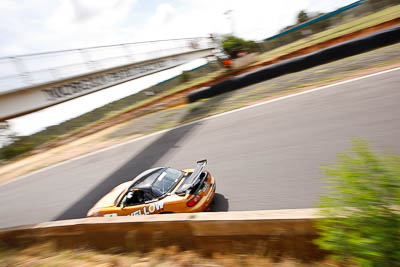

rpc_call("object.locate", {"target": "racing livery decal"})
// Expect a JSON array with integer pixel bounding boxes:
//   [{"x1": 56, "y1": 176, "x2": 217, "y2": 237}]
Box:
[{"x1": 130, "y1": 201, "x2": 164, "y2": 216}]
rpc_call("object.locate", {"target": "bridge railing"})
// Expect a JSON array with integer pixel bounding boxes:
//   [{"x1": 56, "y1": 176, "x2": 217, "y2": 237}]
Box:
[{"x1": 0, "y1": 37, "x2": 215, "y2": 93}]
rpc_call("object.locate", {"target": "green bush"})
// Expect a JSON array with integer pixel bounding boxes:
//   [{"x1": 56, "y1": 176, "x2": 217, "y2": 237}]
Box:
[
  {"x1": 0, "y1": 142, "x2": 35, "y2": 160},
  {"x1": 297, "y1": 10, "x2": 310, "y2": 24},
  {"x1": 180, "y1": 70, "x2": 191, "y2": 83},
  {"x1": 315, "y1": 140, "x2": 400, "y2": 266},
  {"x1": 221, "y1": 35, "x2": 258, "y2": 59}
]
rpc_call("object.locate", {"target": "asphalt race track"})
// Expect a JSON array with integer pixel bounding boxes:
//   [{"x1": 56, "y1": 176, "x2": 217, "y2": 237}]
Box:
[{"x1": 1, "y1": 68, "x2": 399, "y2": 228}]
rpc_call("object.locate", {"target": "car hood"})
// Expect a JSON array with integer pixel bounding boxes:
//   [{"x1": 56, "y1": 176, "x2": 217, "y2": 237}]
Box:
[{"x1": 91, "y1": 181, "x2": 131, "y2": 209}]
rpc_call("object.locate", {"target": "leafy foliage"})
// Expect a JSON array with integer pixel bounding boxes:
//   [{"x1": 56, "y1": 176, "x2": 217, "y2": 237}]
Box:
[
  {"x1": 180, "y1": 70, "x2": 191, "y2": 83},
  {"x1": 297, "y1": 10, "x2": 310, "y2": 24},
  {"x1": 221, "y1": 35, "x2": 258, "y2": 59},
  {"x1": 1, "y1": 141, "x2": 35, "y2": 159},
  {"x1": 315, "y1": 140, "x2": 400, "y2": 267}
]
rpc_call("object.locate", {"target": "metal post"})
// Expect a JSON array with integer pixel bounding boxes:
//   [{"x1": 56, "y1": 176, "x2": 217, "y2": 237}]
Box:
[
  {"x1": 224, "y1": 10, "x2": 234, "y2": 35},
  {"x1": 13, "y1": 57, "x2": 33, "y2": 85},
  {"x1": 79, "y1": 49, "x2": 97, "y2": 71},
  {"x1": 122, "y1": 44, "x2": 135, "y2": 63}
]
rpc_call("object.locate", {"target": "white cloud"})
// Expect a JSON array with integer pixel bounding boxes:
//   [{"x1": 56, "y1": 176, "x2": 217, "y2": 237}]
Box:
[
  {"x1": 0, "y1": 0, "x2": 356, "y2": 56},
  {"x1": 0, "y1": 0, "x2": 138, "y2": 56},
  {"x1": 44, "y1": 0, "x2": 138, "y2": 49},
  {"x1": 130, "y1": 1, "x2": 227, "y2": 41},
  {"x1": 148, "y1": 3, "x2": 178, "y2": 26},
  {"x1": 124, "y1": 0, "x2": 356, "y2": 42}
]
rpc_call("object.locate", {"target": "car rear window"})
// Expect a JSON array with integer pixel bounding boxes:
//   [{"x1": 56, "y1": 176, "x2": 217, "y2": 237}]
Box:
[
  {"x1": 151, "y1": 168, "x2": 183, "y2": 197},
  {"x1": 133, "y1": 168, "x2": 164, "y2": 188}
]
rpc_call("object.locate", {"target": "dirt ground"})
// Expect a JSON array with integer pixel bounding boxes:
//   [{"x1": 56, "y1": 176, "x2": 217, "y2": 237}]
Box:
[{"x1": 0, "y1": 242, "x2": 342, "y2": 267}]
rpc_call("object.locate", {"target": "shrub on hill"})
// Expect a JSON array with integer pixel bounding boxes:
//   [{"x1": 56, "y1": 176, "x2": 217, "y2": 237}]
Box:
[
  {"x1": 316, "y1": 140, "x2": 400, "y2": 267},
  {"x1": 221, "y1": 35, "x2": 259, "y2": 59}
]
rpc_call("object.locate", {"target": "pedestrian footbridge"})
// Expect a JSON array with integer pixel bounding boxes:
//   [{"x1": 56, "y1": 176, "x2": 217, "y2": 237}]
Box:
[{"x1": 0, "y1": 37, "x2": 217, "y2": 121}]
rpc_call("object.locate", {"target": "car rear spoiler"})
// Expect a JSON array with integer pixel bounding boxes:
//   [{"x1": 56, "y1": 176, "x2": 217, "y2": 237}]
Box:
[{"x1": 176, "y1": 159, "x2": 207, "y2": 194}]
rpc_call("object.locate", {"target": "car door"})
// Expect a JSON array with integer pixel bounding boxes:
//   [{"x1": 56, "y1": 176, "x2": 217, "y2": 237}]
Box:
[{"x1": 119, "y1": 190, "x2": 165, "y2": 216}]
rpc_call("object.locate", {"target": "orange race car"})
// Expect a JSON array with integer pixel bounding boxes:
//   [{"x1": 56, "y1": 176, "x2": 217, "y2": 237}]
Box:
[{"x1": 87, "y1": 160, "x2": 215, "y2": 217}]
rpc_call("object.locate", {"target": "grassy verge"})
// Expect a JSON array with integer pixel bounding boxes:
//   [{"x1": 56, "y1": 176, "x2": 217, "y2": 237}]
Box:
[{"x1": 257, "y1": 4, "x2": 400, "y2": 62}]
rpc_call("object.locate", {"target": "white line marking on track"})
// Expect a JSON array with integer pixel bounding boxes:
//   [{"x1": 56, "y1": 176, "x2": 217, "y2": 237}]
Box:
[{"x1": 1, "y1": 66, "x2": 400, "y2": 188}]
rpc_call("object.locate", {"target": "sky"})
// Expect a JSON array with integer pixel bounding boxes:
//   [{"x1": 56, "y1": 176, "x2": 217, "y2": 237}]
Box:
[{"x1": 0, "y1": 0, "x2": 356, "y2": 137}]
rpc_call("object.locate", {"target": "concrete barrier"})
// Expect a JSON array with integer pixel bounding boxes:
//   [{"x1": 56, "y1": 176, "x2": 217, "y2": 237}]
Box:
[{"x1": 0, "y1": 209, "x2": 326, "y2": 261}]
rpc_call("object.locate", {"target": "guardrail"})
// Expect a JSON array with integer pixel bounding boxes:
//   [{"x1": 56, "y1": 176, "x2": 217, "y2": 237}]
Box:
[{"x1": 0, "y1": 209, "x2": 326, "y2": 261}]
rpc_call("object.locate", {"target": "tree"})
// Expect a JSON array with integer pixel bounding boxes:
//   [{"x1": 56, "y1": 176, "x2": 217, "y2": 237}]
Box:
[
  {"x1": 297, "y1": 10, "x2": 310, "y2": 24},
  {"x1": 315, "y1": 140, "x2": 400, "y2": 266},
  {"x1": 0, "y1": 122, "x2": 15, "y2": 149},
  {"x1": 221, "y1": 35, "x2": 258, "y2": 59},
  {"x1": 180, "y1": 70, "x2": 191, "y2": 83}
]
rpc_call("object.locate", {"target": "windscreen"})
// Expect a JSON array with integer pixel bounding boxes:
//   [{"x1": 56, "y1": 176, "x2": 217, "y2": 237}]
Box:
[{"x1": 151, "y1": 168, "x2": 183, "y2": 197}]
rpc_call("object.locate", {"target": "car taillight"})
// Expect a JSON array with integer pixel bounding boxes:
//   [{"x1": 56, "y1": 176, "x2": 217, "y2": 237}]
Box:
[{"x1": 187, "y1": 195, "x2": 202, "y2": 207}]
